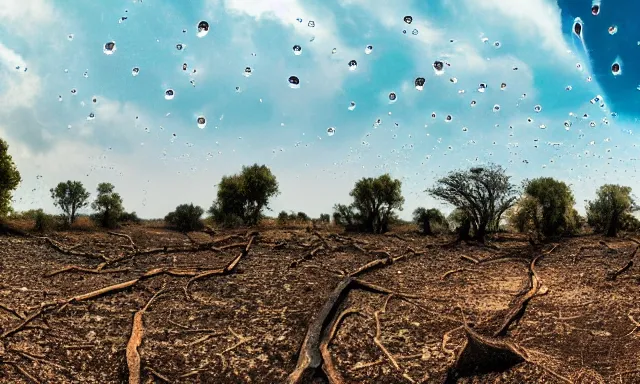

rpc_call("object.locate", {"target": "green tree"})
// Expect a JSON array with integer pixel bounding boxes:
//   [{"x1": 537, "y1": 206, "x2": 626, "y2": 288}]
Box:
[
  {"x1": 319, "y1": 213, "x2": 330, "y2": 223},
  {"x1": 522, "y1": 177, "x2": 577, "y2": 237},
  {"x1": 209, "y1": 164, "x2": 279, "y2": 226},
  {"x1": 296, "y1": 211, "x2": 310, "y2": 221},
  {"x1": 412, "y1": 207, "x2": 447, "y2": 235},
  {"x1": 50, "y1": 180, "x2": 90, "y2": 225},
  {"x1": 165, "y1": 203, "x2": 204, "y2": 232},
  {"x1": 276, "y1": 210, "x2": 290, "y2": 225},
  {"x1": 0, "y1": 138, "x2": 21, "y2": 217},
  {"x1": 587, "y1": 184, "x2": 638, "y2": 237},
  {"x1": 428, "y1": 164, "x2": 517, "y2": 241},
  {"x1": 334, "y1": 174, "x2": 404, "y2": 234},
  {"x1": 91, "y1": 182, "x2": 124, "y2": 228}
]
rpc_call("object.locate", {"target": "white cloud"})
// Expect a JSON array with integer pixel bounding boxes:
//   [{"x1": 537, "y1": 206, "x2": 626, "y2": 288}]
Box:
[
  {"x1": 0, "y1": 0, "x2": 57, "y2": 38},
  {"x1": 0, "y1": 42, "x2": 41, "y2": 111}
]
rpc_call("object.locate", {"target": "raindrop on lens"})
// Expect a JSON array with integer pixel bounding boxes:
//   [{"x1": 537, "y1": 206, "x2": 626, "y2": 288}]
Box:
[
  {"x1": 197, "y1": 21, "x2": 209, "y2": 37},
  {"x1": 365, "y1": 45, "x2": 373, "y2": 54},
  {"x1": 176, "y1": 43, "x2": 184, "y2": 51},
  {"x1": 388, "y1": 92, "x2": 397, "y2": 102},
  {"x1": 71, "y1": 88, "x2": 77, "y2": 94},
  {"x1": 573, "y1": 18, "x2": 583, "y2": 37},
  {"x1": 164, "y1": 89, "x2": 175, "y2": 100},
  {"x1": 404, "y1": 15, "x2": 413, "y2": 24},
  {"x1": 564, "y1": 121, "x2": 572, "y2": 129},
  {"x1": 293, "y1": 45, "x2": 302, "y2": 55},
  {"x1": 470, "y1": 100, "x2": 477, "y2": 107},
  {"x1": 478, "y1": 83, "x2": 487, "y2": 92},
  {"x1": 197, "y1": 116, "x2": 207, "y2": 129},
  {"x1": 103, "y1": 41, "x2": 116, "y2": 55},
  {"x1": 327, "y1": 127, "x2": 336, "y2": 136},
  {"x1": 612, "y1": 61, "x2": 621, "y2": 75},
  {"x1": 431, "y1": 112, "x2": 436, "y2": 118},
  {"x1": 450, "y1": 77, "x2": 458, "y2": 84},
  {"x1": 433, "y1": 61, "x2": 444, "y2": 75},
  {"x1": 608, "y1": 25, "x2": 618, "y2": 35},
  {"x1": 308, "y1": 21, "x2": 315, "y2": 27},
  {"x1": 348, "y1": 101, "x2": 356, "y2": 111},
  {"x1": 243, "y1": 66, "x2": 252, "y2": 77},
  {"x1": 348, "y1": 60, "x2": 358, "y2": 71},
  {"x1": 67, "y1": 34, "x2": 74, "y2": 41},
  {"x1": 87, "y1": 112, "x2": 95, "y2": 120},
  {"x1": 412, "y1": 29, "x2": 418, "y2": 35},
  {"x1": 493, "y1": 104, "x2": 500, "y2": 112},
  {"x1": 494, "y1": 41, "x2": 501, "y2": 48},
  {"x1": 445, "y1": 114, "x2": 452, "y2": 122},
  {"x1": 288, "y1": 76, "x2": 300, "y2": 88},
  {"x1": 534, "y1": 105, "x2": 542, "y2": 112},
  {"x1": 592, "y1": 4, "x2": 600, "y2": 15},
  {"x1": 132, "y1": 67, "x2": 140, "y2": 76},
  {"x1": 414, "y1": 77, "x2": 426, "y2": 91},
  {"x1": 590, "y1": 121, "x2": 596, "y2": 127},
  {"x1": 500, "y1": 83, "x2": 507, "y2": 90}
]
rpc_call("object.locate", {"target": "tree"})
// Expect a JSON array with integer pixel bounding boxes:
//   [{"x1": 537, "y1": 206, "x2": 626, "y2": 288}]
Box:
[
  {"x1": 209, "y1": 164, "x2": 279, "y2": 226},
  {"x1": 296, "y1": 211, "x2": 310, "y2": 221},
  {"x1": 334, "y1": 174, "x2": 404, "y2": 234},
  {"x1": 165, "y1": 203, "x2": 204, "y2": 232},
  {"x1": 91, "y1": 182, "x2": 124, "y2": 228},
  {"x1": 319, "y1": 213, "x2": 330, "y2": 223},
  {"x1": 50, "y1": 181, "x2": 90, "y2": 225},
  {"x1": 0, "y1": 138, "x2": 21, "y2": 217},
  {"x1": 428, "y1": 164, "x2": 517, "y2": 241},
  {"x1": 522, "y1": 177, "x2": 577, "y2": 237},
  {"x1": 412, "y1": 207, "x2": 447, "y2": 235},
  {"x1": 587, "y1": 184, "x2": 638, "y2": 237}
]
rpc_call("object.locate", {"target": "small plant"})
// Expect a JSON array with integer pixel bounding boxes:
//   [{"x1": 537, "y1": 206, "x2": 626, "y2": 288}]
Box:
[
  {"x1": 34, "y1": 209, "x2": 56, "y2": 232},
  {"x1": 165, "y1": 204, "x2": 204, "y2": 232}
]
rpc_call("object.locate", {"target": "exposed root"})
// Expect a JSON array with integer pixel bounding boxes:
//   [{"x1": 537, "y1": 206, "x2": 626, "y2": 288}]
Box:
[
  {"x1": 352, "y1": 279, "x2": 423, "y2": 299},
  {"x1": 108, "y1": 232, "x2": 137, "y2": 251},
  {"x1": 126, "y1": 287, "x2": 166, "y2": 384},
  {"x1": 606, "y1": 245, "x2": 638, "y2": 281},
  {"x1": 349, "y1": 354, "x2": 422, "y2": 372},
  {"x1": 45, "y1": 265, "x2": 130, "y2": 277},
  {"x1": 460, "y1": 255, "x2": 479, "y2": 264},
  {"x1": 442, "y1": 326, "x2": 464, "y2": 359},
  {"x1": 0, "y1": 303, "x2": 24, "y2": 320},
  {"x1": 145, "y1": 366, "x2": 174, "y2": 383},
  {"x1": 2, "y1": 360, "x2": 41, "y2": 383},
  {"x1": 442, "y1": 268, "x2": 466, "y2": 280},
  {"x1": 320, "y1": 308, "x2": 363, "y2": 383},
  {"x1": 289, "y1": 246, "x2": 325, "y2": 268},
  {"x1": 373, "y1": 295, "x2": 399, "y2": 370},
  {"x1": 40, "y1": 237, "x2": 108, "y2": 261}
]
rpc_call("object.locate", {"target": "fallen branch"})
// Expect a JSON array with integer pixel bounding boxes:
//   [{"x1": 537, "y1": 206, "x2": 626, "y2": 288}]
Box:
[
  {"x1": 0, "y1": 303, "x2": 24, "y2": 320},
  {"x1": 108, "y1": 232, "x2": 137, "y2": 251},
  {"x1": 320, "y1": 308, "x2": 363, "y2": 383},
  {"x1": 40, "y1": 237, "x2": 108, "y2": 262},
  {"x1": 373, "y1": 295, "x2": 399, "y2": 370},
  {"x1": 442, "y1": 268, "x2": 466, "y2": 280},
  {"x1": 2, "y1": 360, "x2": 41, "y2": 383},
  {"x1": 45, "y1": 265, "x2": 130, "y2": 277},
  {"x1": 126, "y1": 287, "x2": 166, "y2": 384}
]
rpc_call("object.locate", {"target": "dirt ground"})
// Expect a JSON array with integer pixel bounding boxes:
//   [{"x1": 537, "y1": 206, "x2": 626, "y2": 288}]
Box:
[{"x1": 1, "y1": 224, "x2": 639, "y2": 383}]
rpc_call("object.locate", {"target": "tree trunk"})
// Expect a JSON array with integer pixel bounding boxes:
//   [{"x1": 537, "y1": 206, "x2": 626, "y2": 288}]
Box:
[
  {"x1": 606, "y1": 212, "x2": 619, "y2": 237},
  {"x1": 458, "y1": 218, "x2": 471, "y2": 241},
  {"x1": 423, "y1": 219, "x2": 432, "y2": 235},
  {"x1": 474, "y1": 223, "x2": 487, "y2": 243}
]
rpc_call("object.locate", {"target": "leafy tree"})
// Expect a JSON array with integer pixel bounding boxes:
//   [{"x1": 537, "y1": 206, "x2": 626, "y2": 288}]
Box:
[
  {"x1": 319, "y1": 213, "x2": 330, "y2": 223},
  {"x1": 428, "y1": 164, "x2": 517, "y2": 241},
  {"x1": 587, "y1": 184, "x2": 638, "y2": 237},
  {"x1": 0, "y1": 138, "x2": 21, "y2": 217},
  {"x1": 91, "y1": 182, "x2": 124, "y2": 228},
  {"x1": 165, "y1": 203, "x2": 204, "y2": 232},
  {"x1": 119, "y1": 211, "x2": 141, "y2": 224},
  {"x1": 447, "y1": 208, "x2": 472, "y2": 240},
  {"x1": 296, "y1": 211, "x2": 310, "y2": 221},
  {"x1": 50, "y1": 181, "x2": 90, "y2": 225},
  {"x1": 505, "y1": 195, "x2": 542, "y2": 233},
  {"x1": 522, "y1": 177, "x2": 577, "y2": 237},
  {"x1": 209, "y1": 164, "x2": 279, "y2": 226},
  {"x1": 276, "y1": 210, "x2": 290, "y2": 225},
  {"x1": 333, "y1": 174, "x2": 404, "y2": 233},
  {"x1": 412, "y1": 207, "x2": 447, "y2": 235},
  {"x1": 34, "y1": 209, "x2": 57, "y2": 232}
]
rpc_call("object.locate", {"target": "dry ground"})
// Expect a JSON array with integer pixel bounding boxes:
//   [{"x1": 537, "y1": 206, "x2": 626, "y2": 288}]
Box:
[{"x1": 0, "y1": 224, "x2": 639, "y2": 383}]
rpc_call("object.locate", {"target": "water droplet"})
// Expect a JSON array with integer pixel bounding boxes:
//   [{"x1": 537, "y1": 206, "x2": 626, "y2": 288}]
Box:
[
  {"x1": 348, "y1": 101, "x2": 356, "y2": 111},
  {"x1": 293, "y1": 44, "x2": 302, "y2": 55},
  {"x1": 470, "y1": 100, "x2": 477, "y2": 107},
  {"x1": 58, "y1": 95, "x2": 63, "y2": 101},
  {"x1": 462, "y1": 127, "x2": 468, "y2": 132},
  {"x1": 431, "y1": 112, "x2": 436, "y2": 118},
  {"x1": 534, "y1": 105, "x2": 542, "y2": 112},
  {"x1": 539, "y1": 124, "x2": 547, "y2": 129},
  {"x1": 402, "y1": 30, "x2": 407, "y2": 34},
  {"x1": 365, "y1": 45, "x2": 373, "y2": 54},
  {"x1": 87, "y1": 112, "x2": 95, "y2": 120},
  {"x1": 164, "y1": 89, "x2": 175, "y2": 100},
  {"x1": 412, "y1": 29, "x2": 418, "y2": 35},
  {"x1": 197, "y1": 21, "x2": 210, "y2": 37},
  {"x1": 71, "y1": 88, "x2": 77, "y2": 94},
  {"x1": 433, "y1": 61, "x2": 444, "y2": 75},
  {"x1": 288, "y1": 76, "x2": 300, "y2": 88},
  {"x1": 182, "y1": 63, "x2": 188, "y2": 71},
  {"x1": 414, "y1": 77, "x2": 426, "y2": 91},
  {"x1": 327, "y1": 127, "x2": 336, "y2": 136},
  {"x1": 176, "y1": 43, "x2": 184, "y2": 51},
  {"x1": 404, "y1": 15, "x2": 413, "y2": 24},
  {"x1": 445, "y1": 114, "x2": 452, "y2": 122},
  {"x1": 308, "y1": 20, "x2": 315, "y2": 27},
  {"x1": 83, "y1": 71, "x2": 89, "y2": 78},
  {"x1": 67, "y1": 34, "x2": 74, "y2": 41},
  {"x1": 92, "y1": 97, "x2": 97, "y2": 103},
  {"x1": 565, "y1": 85, "x2": 573, "y2": 91},
  {"x1": 478, "y1": 83, "x2": 487, "y2": 92},
  {"x1": 608, "y1": 25, "x2": 618, "y2": 35},
  {"x1": 243, "y1": 66, "x2": 252, "y2": 77},
  {"x1": 500, "y1": 82, "x2": 507, "y2": 90},
  {"x1": 611, "y1": 61, "x2": 621, "y2": 75},
  {"x1": 590, "y1": 121, "x2": 596, "y2": 127},
  {"x1": 197, "y1": 116, "x2": 207, "y2": 129},
  {"x1": 527, "y1": 117, "x2": 533, "y2": 123},
  {"x1": 449, "y1": 77, "x2": 458, "y2": 84},
  {"x1": 573, "y1": 18, "x2": 583, "y2": 37},
  {"x1": 493, "y1": 41, "x2": 501, "y2": 48},
  {"x1": 591, "y1": 3, "x2": 600, "y2": 15},
  {"x1": 132, "y1": 67, "x2": 140, "y2": 76},
  {"x1": 103, "y1": 41, "x2": 116, "y2": 55},
  {"x1": 388, "y1": 92, "x2": 397, "y2": 102},
  {"x1": 348, "y1": 60, "x2": 358, "y2": 71},
  {"x1": 493, "y1": 104, "x2": 501, "y2": 112}
]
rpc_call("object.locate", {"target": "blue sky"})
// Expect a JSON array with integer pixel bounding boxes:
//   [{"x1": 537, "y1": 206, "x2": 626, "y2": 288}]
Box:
[{"x1": 1, "y1": 0, "x2": 639, "y2": 220}]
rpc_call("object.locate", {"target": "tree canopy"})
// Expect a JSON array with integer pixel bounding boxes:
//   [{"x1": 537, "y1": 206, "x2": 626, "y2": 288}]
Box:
[
  {"x1": 50, "y1": 180, "x2": 90, "y2": 225},
  {"x1": 427, "y1": 164, "x2": 517, "y2": 241},
  {"x1": 0, "y1": 138, "x2": 21, "y2": 217},
  {"x1": 209, "y1": 164, "x2": 279, "y2": 226},
  {"x1": 91, "y1": 182, "x2": 124, "y2": 228},
  {"x1": 412, "y1": 207, "x2": 447, "y2": 235},
  {"x1": 587, "y1": 184, "x2": 637, "y2": 237},
  {"x1": 165, "y1": 203, "x2": 204, "y2": 232}
]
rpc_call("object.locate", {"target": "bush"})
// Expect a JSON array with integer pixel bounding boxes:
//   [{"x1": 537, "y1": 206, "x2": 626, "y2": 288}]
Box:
[
  {"x1": 319, "y1": 213, "x2": 330, "y2": 223},
  {"x1": 34, "y1": 209, "x2": 56, "y2": 232},
  {"x1": 165, "y1": 204, "x2": 205, "y2": 232},
  {"x1": 119, "y1": 211, "x2": 141, "y2": 224}
]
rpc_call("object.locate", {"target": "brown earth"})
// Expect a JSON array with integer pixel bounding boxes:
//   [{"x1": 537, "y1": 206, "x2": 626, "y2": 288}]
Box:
[{"x1": 0, "y1": 224, "x2": 639, "y2": 383}]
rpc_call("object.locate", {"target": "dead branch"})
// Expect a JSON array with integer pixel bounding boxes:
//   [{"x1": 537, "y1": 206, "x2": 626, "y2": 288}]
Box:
[
  {"x1": 460, "y1": 255, "x2": 479, "y2": 264},
  {"x1": 289, "y1": 246, "x2": 325, "y2": 268},
  {"x1": 39, "y1": 237, "x2": 109, "y2": 261},
  {"x1": 108, "y1": 232, "x2": 137, "y2": 251},
  {"x1": 126, "y1": 287, "x2": 165, "y2": 384},
  {"x1": 373, "y1": 295, "x2": 399, "y2": 370},
  {"x1": 0, "y1": 303, "x2": 24, "y2": 320},
  {"x1": 145, "y1": 367, "x2": 173, "y2": 383},
  {"x1": 442, "y1": 268, "x2": 466, "y2": 280},
  {"x1": 217, "y1": 326, "x2": 254, "y2": 355},
  {"x1": 320, "y1": 308, "x2": 363, "y2": 383},
  {"x1": 606, "y1": 261, "x2": 633, "y2": 281},
  {"x1": 2, "y1": 360, "x2": 41, "y2": 383},
  {"x1": 352, "y1": 279, "x2": 423, "y2": 299},
  {"x1": 45, "y1": 265, "x2": 130, "y2": 277}
]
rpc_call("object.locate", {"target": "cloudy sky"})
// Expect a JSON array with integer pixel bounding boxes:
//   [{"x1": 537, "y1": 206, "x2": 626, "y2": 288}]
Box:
[{"x1": 1, "y1": 0, "x2": 638, "y2": 220}]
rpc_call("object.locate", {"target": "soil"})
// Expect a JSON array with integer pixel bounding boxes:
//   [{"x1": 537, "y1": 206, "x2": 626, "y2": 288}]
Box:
[{"x1": 0, "y1": 225, "x2": 639, "y2": 383}]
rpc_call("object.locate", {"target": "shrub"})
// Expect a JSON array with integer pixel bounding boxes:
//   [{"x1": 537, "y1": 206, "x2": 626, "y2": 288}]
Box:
[
  {"x1": 587, "y1": 184, "x2": 638, "y2": 237},
  {"x1": 34, "y1": 209, "x2": 56, "y2": 232},
  {"x1": 165, "y1": 204, "x2": 205, "y2": 232},
  {"x1": 119, "y1": 211, "x2": 141, "y2": 224}
]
